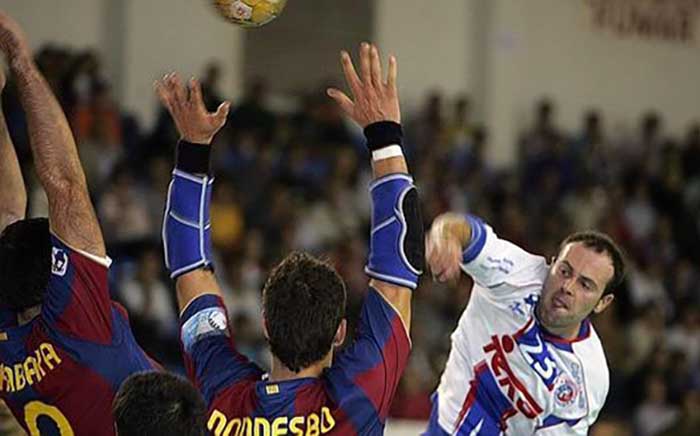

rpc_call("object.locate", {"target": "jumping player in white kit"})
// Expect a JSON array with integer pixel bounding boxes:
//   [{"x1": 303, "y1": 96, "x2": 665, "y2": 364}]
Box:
[{"x1": 423, "y1": 213, "x2": 626, "y2": 435}]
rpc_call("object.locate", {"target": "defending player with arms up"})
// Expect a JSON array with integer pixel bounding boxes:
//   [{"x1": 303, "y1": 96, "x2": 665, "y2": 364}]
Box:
[
  {"x1": 156, "y1": 42, "x2": 423, "y2": 436},
  {"x1": 0, "y1": 11, "x2": 158, "y2": 435},
  {"x1": 423, "y1": 214, "x2": 626, "y2": 435}
]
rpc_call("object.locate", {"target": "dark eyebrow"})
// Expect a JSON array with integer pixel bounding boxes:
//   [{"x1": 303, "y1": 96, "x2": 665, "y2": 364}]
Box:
[{"x1": 562, "y1": 260, "x2": 599, "y2": 290}]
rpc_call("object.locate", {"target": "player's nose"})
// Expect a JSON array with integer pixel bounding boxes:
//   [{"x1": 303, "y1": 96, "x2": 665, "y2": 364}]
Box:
[{"x1": 560, "y1": 279, "x2": 575, "y2": 295}]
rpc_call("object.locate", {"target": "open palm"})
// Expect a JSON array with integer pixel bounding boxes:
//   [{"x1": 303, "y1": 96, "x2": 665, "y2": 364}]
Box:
[{"x1": 155, "y1": 72, "x2": 230, "y2": 145}]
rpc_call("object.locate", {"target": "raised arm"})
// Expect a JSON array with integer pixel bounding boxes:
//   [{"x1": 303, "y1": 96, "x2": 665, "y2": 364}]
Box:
[
  {"x1": 155, "y1": 73, "x2": 230, "y2": 312},
  {"x1": 0, "y1": 68, "x2": 26, "y2": 232},
  {"x1": 0, "y1": 11, "x2": 104, "y2": 256},
  {"x1": 327, "y1": 43, "x2": 424, "y2": 330}
]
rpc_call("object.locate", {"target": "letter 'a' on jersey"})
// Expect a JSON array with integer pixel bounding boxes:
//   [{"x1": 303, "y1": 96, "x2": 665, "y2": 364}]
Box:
[
  {"x1": 180, "y1": 287, "x2": 410, "y2": 435},
  {"x1": 424, "y1": 219, "x2": 609, "y2": 435},
  {"x1": 0, "y1": 235, "x2": 158, "y2": 435}
]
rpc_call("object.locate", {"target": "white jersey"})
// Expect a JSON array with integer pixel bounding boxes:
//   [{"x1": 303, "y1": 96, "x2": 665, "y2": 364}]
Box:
[{"x1": 425, "y1": 220, "x2": 609, "y2": 435}]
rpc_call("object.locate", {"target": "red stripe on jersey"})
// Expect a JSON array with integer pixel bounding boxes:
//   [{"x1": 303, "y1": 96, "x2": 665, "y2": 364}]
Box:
[
  {"x1": 23, "y1": 325, "x2": 116, "y2": 436},
  {"x1": 454, "y1": 362, "x2": 487, "y2": 432},
  {"x1": 209, "y1": 380, "x2": 258, "y2": 418},
  {"x1": 352, "y1": 315, "x2": 410, "y2": 420},
  {"x1": 52, "y1": 252, "x2": 113, "y2": 344}
]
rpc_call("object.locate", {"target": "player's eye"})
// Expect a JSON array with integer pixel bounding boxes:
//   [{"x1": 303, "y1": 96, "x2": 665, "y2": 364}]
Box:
[{"x1": 560, "y1": 267, "x2": 571, "y2": 277}]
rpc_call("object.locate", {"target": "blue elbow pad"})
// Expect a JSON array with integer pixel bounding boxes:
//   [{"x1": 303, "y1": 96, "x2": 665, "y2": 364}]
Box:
[
  {"x1": 162, "y1": 169, "x2": 214, "y2": 279},
  {"x1": 365, "y1": 174, "x2": 425, "y2": 289}
]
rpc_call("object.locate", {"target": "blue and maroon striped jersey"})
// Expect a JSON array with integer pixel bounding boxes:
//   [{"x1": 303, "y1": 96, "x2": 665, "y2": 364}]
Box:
[
  {"x1": 181, "y1": 287, "x2": 410, "y2": 436},
  {"x1": 0, "y1": 235, "x2": 158, "y2": 435}
]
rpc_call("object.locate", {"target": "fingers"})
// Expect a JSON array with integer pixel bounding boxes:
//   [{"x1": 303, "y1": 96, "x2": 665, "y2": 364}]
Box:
[
  {"x1": 359, "y1": 42, "x2": 372, "y2": 88},
  {"x1": 387, "y1": 55, "x2": 397, "y2": 90},
  {"x1": 154, "y1": 74, "x2": 174, "y2": 111},
  {"x1": 188, "y1": 77, "x2": 205, "y2": 110},
  {"x1": 168, "y1": 73, "x2": 187, "y2": 107},
  {"x1": 370, "y1": 45, "x2": 383, "y2": 89},
  {"x1": 326, "y1": 88, "x2": 355, "y2": 116},
  {"x1": 340, "y1": 50, "x2": 362, "y2": 98}
]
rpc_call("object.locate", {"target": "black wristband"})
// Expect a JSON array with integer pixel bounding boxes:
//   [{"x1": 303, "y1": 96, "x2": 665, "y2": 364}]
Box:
[
  {"x1": 363, "y1": 121, "x2": 403, "y2": 151},
  {"x1": 175, "y1": 141, "x2": 212, "y2": 175}
]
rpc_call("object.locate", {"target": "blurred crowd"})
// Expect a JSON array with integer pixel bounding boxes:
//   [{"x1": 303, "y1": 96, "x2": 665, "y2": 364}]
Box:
[{"x1": 2, "y1": 45, "x2": 699, "y2": 435}]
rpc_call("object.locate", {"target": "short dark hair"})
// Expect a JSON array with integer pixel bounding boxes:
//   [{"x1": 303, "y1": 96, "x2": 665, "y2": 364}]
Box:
[
  {"x1": 263, "y1": 251, "x2": 346, "y2": 373},
  {"x1": 113, "y1": 372, "x2": 206, "y2": 436},
  {"x1": 559, "y1": 231, "x2": 626, "y2": 295},
  {"x1": 0, "y1": 218, "x2": 51, "y2": 311}
]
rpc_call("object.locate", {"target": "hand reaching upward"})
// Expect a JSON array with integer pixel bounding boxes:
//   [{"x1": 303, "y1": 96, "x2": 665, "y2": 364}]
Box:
[
  {"x1": 327, "y1": 42, "x2": 400, "y2": 128},
  {"x1": 155, "y1": 73, "x2": 230, "y2": 145}
]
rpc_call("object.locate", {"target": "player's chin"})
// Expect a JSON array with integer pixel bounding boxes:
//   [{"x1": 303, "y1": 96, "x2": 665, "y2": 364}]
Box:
[{"x1": 542, "y1": 306, "x2": 571, "y2": 326}]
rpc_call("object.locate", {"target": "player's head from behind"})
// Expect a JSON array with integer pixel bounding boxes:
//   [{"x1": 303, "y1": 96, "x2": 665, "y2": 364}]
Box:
[
  {"x1": 0, "y1": 218, "x2": 51, "y2": 311},
  {"x1": 113, "y1": 371, "x2": 206, "y2": 436},
  {"x1": 539, "y1": 231, "x2": 625, "y2": 333},
  {"x1": 262, "y1": 251, "x2": 347, "y2": 373}
]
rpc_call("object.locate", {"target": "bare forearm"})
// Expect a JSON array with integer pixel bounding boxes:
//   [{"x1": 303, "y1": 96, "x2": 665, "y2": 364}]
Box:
[
  {"x1": 0, "y1": 108, "x2": 26, "y2": 230},
  {"x1": 371, "y1": 155, "x2": 408, "y2": 179},
  {"x1": 175, "y1": 270, "x2": 222, "y2": 314},
  {"x1": 11, "y1": 58, "x2": 86, "y2": 191},
  {"x1": 11, "y1": 57, "x2": 104, "y2": 256}
]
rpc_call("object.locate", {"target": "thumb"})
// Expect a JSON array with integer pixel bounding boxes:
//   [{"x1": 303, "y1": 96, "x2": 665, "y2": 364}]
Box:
[
  {"x1": 213, "y1": 101, "x2": 231, "y2": 125},
  {"x1": 327, "y1": 88, "x2": 355, "y2": 116}
]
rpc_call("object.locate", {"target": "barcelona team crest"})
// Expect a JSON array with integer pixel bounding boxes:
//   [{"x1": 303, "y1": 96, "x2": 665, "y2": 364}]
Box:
[
  {"x1": 51, "y1": 247, "x2": 68, "y2": 277},
  {"x1": 554, "y1": 376, "x2": 578, "y2": 407}
]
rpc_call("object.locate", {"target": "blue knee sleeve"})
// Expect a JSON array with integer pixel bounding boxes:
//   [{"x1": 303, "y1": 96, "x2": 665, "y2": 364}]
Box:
[
  {"x1": 365, "y1": 174, "x2": 425, "y2": 289},
  {"x1": 162, "y1": 169, "x2": 214, "y2": 279}
]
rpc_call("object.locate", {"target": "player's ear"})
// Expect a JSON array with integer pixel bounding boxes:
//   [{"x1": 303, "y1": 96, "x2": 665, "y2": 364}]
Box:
[
  {"x1": 593, "y1": 293, "x2": 614, "y2": 314},
  {"x1": 333, "y1": 319, "x2": 347, "y2": 348},
  {"x1": 261, "y1": 312, "x2": 269, "y2": 340}
]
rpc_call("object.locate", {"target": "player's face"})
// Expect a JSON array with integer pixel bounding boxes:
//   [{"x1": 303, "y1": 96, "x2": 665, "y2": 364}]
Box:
[{"x1": 539, "y1": 243, "x2": 614, "y2": 333}]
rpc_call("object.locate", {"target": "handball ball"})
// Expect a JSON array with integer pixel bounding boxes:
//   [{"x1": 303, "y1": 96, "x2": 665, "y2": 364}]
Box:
[{"x1": 211, "y1": 0, "x2": 287, "y2": 28}]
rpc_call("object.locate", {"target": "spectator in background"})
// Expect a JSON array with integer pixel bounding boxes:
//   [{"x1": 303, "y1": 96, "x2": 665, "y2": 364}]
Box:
[
  {"x1": 626, "y1": 304, "x2": 666, "y2": 373},
  {"x1": 200, "y1": 60, "x2": 225, "y2": 111},
  {"x1": 118, "y1": 248, "x2": 178, "y2": 361},
  {"x1": 228, "y1": 76, "x2": 276, "y2": 143},
  {"x1": 666, "y1": 306, "x2": 700, "y2": 368},
  {"x1": 519, "y1": 97, "x2": 563, "y2": 160},
  {"x1": 98, "y1": 167, "x2": 153, "y2": 245},
  {"x1": 446, "y1": 94, "x2": 473, "y2": 150},
  {"x1": 210, "y1": 178, "x2": 245, "y2": 255},
  {"x1": 682, "y1": 123, "x2": 700, "y2": 181},
  {"x1": 73, "y1": 81, "x2": 123, "y2": 191},
  {"x1": 634, "y1": 373, "x2": 679, "y2": 436},
  {"x1": 408, "y1": 91, "x2": 447, "y2": 158},
  {"x1": 659, "y1": 389, "x2": 700, "y2": 436}
]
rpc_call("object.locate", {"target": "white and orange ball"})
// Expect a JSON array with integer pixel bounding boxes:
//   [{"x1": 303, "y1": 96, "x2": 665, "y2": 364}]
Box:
[{"x1": 211, "y1": 0, "x2": 287, "y2": 28}]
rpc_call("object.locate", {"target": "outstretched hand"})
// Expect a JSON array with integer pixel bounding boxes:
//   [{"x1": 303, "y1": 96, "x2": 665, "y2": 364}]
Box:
[
  {"x1": 327, "y1": 42, "x2": 400, "y2": 128},
  {"x1": 155, "y1": 73, "x2": 230, "y2": 145}
]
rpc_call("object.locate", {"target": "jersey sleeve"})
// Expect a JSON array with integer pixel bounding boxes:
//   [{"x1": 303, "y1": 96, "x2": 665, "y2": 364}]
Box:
[
  {"x1": 40, "y1": 234, "x2": 115, "y2": 343},
  {"x1": 325, "y1": 287, "x2": 411, "y2": 425},
  {"x1": 180, "y1": 294, "x2": 264, "y2": 404},
  {"x1": 461, "y1": 216, "x2": 548, "y2": 294}
]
